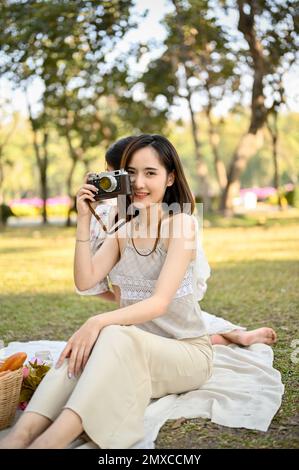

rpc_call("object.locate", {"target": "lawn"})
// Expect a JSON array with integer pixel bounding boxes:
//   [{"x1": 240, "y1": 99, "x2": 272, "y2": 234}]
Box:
[{"x1": 0, "y1": 218, "x2": 298, "y2": 448}]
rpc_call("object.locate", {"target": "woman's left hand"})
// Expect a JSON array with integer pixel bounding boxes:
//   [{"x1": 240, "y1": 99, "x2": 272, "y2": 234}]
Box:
[{"x1": 56, "y1": 316, "x2": 105, "y2": 378}]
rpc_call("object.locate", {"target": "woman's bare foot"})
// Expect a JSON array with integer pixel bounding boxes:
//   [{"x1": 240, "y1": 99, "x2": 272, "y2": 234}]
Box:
[
  {"x1": 222, "y1": 328, "x2": 277, "y2": 347},
  {"x1": 210, "y1": 334, "x2": 231, "y2": 345}
]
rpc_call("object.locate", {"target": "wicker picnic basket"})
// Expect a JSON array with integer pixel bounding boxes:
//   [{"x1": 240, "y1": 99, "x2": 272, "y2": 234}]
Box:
[{"x1": 0, "y1": 367, "x2": 23, "y2": 430}]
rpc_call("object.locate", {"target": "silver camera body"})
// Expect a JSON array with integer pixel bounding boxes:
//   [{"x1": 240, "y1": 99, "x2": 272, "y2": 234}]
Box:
[{"x1": 87, "y1": 169, "x2": 132, "y2": 201}]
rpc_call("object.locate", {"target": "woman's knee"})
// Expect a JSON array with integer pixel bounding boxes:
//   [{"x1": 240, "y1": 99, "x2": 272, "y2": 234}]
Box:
[
  {"x1": 99, "y1": 324, "x2": 127, "y2": 341},
  {"x1": 101, "y1": 324, "x2": 125, "y2": 334},
  {"x1": 95, "y1": 325, "x2": 134, "y2": 349}
]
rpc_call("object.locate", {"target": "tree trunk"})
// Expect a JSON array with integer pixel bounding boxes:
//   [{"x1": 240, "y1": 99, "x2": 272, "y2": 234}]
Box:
[
  {"x1": 220, "y1": 0, "x2": 268, "y2": 214},
  {"x1": 40, "y1": 132, "x2": 49, "y2": 224},
  {"x1": 171, "y1": 0, "x2": 211, "y2": 213},
  {"x1": 205, "y1": 108, "x2": 227, "y2": 192},
  {"x1": 267, "y1": 112, "x2": 283, "y2": 209},
  {"x1": 29, "y1": 122, "x2": 49, "y2": 224},
  {"x1": 0, "y1": 152, "x2": 4, "y2": 229},
  {"x1": 27, "y1": 99, "x2": 49, "y2": 224},
  {"x1": 0, "y1": 114, "x2": 18, "y2": 228},
  {"x1": 185, "y1": 78, "x2": 211, "y2": 213},
  {"x1": 65, "y1": 159, "x2": 77, "y2": 227},
  {"x1": 65, "y1": 128, "x2": 81, "y2": 227},
  {"x1": 220, "y1": 131, "x2": 264, "y2": 214},
  {"x1": 272, "y1": 134, "x2": 283, "y2": 209}
]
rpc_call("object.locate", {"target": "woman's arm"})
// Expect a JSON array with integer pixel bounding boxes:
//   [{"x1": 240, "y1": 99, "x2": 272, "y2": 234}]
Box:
[
  {"x1": 74, "y1": 215, "x2": 120, "y2": 291},
  {"x1": 93, "y1": 213, "x2": 196, "y2": 328},
  {"x1": 76, "y1": 204, "x2": 118, "y2": 297}
]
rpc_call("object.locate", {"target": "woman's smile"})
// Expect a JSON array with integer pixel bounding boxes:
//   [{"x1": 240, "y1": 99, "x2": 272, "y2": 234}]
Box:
[{"x1": 134, "y1": 191, "x2": 150, "y2": 200}]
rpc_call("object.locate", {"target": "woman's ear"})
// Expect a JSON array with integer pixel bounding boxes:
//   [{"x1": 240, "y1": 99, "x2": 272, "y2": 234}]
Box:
[{"x1": 167, "y1": 171, "x2": 175, "y2": 187}]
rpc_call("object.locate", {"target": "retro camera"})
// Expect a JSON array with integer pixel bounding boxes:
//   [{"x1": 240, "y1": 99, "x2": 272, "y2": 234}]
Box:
[{"x1": 87, "y1": 169, "x2": 132, "y2": 201}]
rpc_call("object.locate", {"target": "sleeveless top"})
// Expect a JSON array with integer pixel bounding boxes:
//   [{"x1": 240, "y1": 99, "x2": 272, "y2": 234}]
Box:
[{"x1": 109, "y1": 215, "x2": 210, "y2": 340}]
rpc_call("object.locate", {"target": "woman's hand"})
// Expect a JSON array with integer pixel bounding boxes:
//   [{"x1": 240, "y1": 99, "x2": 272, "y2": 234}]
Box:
[
  {"x1": 76, "y1": 174, "x2": 99, "y2": 218},
  {"x1": 55, "y1": 316, "x2": 105, "y2": 378}
]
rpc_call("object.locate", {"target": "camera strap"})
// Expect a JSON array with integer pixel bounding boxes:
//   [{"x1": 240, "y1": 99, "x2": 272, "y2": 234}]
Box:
[
  {"x1": 86, "y1": 200, "x2": 127, "y2": 235},
  {"x1": 86, "y1": 201, "x2": 108, "y2": 232}
]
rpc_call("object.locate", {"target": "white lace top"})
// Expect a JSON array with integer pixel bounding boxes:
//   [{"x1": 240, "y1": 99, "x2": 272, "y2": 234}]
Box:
[
  {"x1": 76, "y1": 206, "x2": 211, "y2": 339},
  {"x1": 109, "y1": 216, "x2": 209, "y2": 339}
]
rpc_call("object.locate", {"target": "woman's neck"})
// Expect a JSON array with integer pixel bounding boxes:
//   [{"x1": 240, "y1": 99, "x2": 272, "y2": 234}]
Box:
[{"x1": 134, "y1": 203, "x2": 164, "y2": 237}]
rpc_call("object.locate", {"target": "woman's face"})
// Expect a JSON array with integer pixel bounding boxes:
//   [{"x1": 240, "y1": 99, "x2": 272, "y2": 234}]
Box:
[{"x1": 127, "y1": 146, "x2": 174, "y2": 209}]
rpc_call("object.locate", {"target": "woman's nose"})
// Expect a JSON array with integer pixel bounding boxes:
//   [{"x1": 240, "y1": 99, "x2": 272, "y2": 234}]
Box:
[{"x1": 132, "y1": 173, "x2": 145, "y2": 189}]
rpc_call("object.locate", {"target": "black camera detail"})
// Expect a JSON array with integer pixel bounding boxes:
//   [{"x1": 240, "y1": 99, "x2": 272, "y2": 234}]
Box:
[{"x1": 87, "y1": 169, "x2": 132, "y2": 201}]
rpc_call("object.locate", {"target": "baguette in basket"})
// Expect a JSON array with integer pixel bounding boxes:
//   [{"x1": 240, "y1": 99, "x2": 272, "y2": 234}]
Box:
[{"x1": 0, "y1": 352, "x2": 27, "y2": 372}]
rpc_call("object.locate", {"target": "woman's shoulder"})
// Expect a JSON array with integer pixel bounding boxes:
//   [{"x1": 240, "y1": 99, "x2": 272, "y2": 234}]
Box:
[
  {"x1": 171, "y1": 212, "x2": 195, "y2": 224},
  {"x1": 160, "y1": 213, "x2": 196, "y2": 256},
  {"x1": 161, "y1": 212, "x2": 196, "y2": 236}
]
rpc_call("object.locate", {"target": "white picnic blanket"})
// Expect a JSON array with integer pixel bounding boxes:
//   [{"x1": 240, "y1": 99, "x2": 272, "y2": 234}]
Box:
[{"x1": 0, "y1": 311, "x2": 284, "y2": 449}]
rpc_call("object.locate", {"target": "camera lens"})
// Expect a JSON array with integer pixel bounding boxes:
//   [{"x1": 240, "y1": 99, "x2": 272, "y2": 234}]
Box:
[{"x1": 99, "y1": 175, "x2": 117, "y2": 192}]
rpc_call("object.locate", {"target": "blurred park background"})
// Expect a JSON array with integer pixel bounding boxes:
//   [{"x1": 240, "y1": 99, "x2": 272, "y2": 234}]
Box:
[{"x1": 0, "y1": 0, "x2": 298, "y2": 448}]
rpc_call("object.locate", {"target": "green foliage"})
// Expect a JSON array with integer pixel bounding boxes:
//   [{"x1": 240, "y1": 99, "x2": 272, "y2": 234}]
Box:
[
  {"x1": 19, "y1": 360, "x2": 51, "y2": 404},
  {"x1": 0, "y1": 0, "x2": 135, "y2": 208},
  {"x1": 140, "y1": 0, "x2": 237, "y2": 118},
  {"x1": 285, "y1": 186, "x2": 299, "y2": 208},
  {"x1": 0, "y1": 1, "x2": 133, "y2": 84},
  {"x1": 0, "y1": 0, "x2": 298, "y2": 206},
  {"x1": 0, "y1": 111, "x2": 298, "y2": 200}
]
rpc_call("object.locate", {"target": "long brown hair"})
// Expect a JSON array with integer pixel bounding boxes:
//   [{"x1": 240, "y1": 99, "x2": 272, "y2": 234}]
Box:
[{"x1": 120, "y1": 134, "x2": 195, "y2": 215}]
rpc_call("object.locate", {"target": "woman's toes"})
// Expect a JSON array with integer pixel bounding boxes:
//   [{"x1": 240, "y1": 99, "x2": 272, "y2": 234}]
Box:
[{"x1": 262, "y1": 327, "x2": 277, "y2": 345}]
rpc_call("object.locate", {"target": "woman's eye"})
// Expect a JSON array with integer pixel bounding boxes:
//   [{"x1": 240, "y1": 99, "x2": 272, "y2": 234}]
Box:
[{"x1": 146, "y1": 172, "x2": 156, "y2": 176}]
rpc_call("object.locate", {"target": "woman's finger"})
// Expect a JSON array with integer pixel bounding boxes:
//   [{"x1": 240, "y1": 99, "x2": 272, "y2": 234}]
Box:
[
  {"x1": 55, "y1": 343, "x2": 72, "y2": 368},
  {"x1": 82, "y1": 344, "x2": 93, "y2": 370},
  {"x1": 78, "y1": 195, "x2": 96, "y2": 204},
  {"x1": 78, "y1": 184, "x2": 98, "y2": 193},
  {"x1": 68, "y1": 347, "x2": 79, "y2": 378},
  {"x1": 82, "y1": 184, "x2": 98, "y2": 192},
  {"x1": 78, "y1": 192, "x2": 96, "y2": 201},
  {"x1": 74, "y1": 346, "x2": 86, "y2": 377},
  {"x1": 77, "y1": 189, "x2": 96, "y2": 198}
]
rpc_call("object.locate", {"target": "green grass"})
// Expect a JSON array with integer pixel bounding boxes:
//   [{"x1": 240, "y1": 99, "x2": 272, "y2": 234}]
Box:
[
  {"x1": 204, "y1": 207, "x2": 299, "y2": 229},
  {"x1": 0, "y1": 219, "x2": 299, "y2": 448}
]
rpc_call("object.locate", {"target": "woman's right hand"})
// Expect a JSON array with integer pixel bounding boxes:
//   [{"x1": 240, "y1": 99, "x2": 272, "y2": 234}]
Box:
[{"x1": 76, "y1": 176, "x2": 99, "y2": 218}]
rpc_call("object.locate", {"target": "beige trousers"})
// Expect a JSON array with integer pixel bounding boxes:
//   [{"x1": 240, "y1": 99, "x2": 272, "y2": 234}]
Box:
[{"x1": 26, "y1": 325, "x2": 213, "y2": 449}]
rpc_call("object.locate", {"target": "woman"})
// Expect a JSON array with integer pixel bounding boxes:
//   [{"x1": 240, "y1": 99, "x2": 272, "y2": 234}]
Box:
[
  {"x1": 0, "y1": 134, "x2": 214, "y2": 449},
  {"x1": 79, "y1": 136, "x2": 277, "y2": 348}
]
